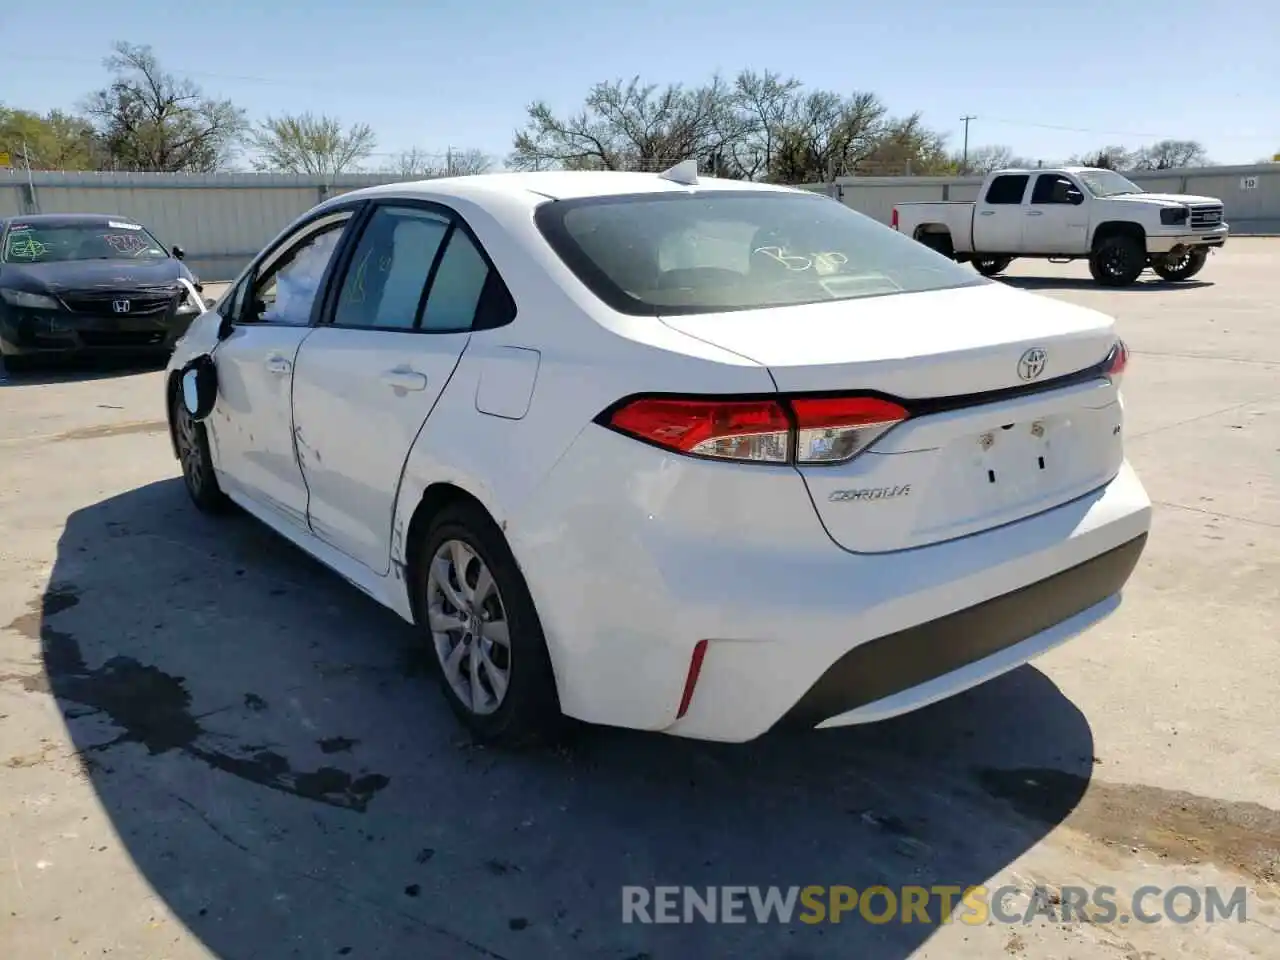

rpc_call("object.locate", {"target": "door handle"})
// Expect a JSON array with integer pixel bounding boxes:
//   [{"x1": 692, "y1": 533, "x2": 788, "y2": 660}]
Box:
[
  {"x1": 381, "y1": 367, "x2": 428, "y2": 392},
  {"x1": 979, "y1": 210, "x2": 996, "y2": 216},
  {"x1": 265, "y1": 354, "x2": 292, "y2": 375},
  {"x1": 1027, "y1": 210, "x2": 1044, "y2": 217}
]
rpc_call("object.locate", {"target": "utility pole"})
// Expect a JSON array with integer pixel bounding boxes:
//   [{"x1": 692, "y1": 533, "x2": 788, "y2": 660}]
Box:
[
  {"x1": 960, "y1": 116, "x2": 976, "y2": 175},
  {"x1": 21, "y1": 139, "x2": 38, "y2": 214},
  {"x1": 446, "y1": 146, "x2": 453, "y2": 177}
]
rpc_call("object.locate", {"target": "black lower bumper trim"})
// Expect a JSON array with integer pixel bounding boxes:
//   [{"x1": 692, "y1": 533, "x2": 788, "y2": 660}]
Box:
[{"x1": 774, "y1": 533, "x2": 1148, "y2": 730}]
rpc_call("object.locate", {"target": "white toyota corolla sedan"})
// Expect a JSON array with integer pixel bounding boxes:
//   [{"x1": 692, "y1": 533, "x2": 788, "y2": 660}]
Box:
[{"x1": 166, "y1": 163, "x2": 1151, "y2": 745}]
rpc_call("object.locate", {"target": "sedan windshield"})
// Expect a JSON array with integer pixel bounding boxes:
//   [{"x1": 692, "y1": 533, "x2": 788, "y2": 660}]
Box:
[
  {"x1": 1075, "y1": 170, "x2": 1144, "y2": 198},
  {"x1": 1, "y1": 221, "x2": 169, "y2": 264},
  {"x1": 535, "y1": 190, "x2": 985, "y2": 316}
]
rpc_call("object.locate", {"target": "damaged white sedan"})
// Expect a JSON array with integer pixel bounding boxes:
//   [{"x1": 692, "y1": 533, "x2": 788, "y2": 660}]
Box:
[{"x1": 166, "y1": 164, "x2": 1151, "y2": 744}]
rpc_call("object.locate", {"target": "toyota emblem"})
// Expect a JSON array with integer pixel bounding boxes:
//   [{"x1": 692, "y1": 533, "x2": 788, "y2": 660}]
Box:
[
  {"x1": 1017, "y1": 347, "x2": 1047, "y2": 381},
  {"x1": 112, "y1": 299, "x2": 131, "y2": 314}
]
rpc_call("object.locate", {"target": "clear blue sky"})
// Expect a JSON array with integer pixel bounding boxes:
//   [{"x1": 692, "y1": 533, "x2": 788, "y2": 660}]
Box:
[{"x1": 2, "y1": 0, "x2": 1275, "y2": 168}]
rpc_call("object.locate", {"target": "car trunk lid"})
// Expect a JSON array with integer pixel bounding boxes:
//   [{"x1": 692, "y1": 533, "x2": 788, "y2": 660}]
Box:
[{"x1": 659, "y1": 283, "x2": 1124, "y2": 552}]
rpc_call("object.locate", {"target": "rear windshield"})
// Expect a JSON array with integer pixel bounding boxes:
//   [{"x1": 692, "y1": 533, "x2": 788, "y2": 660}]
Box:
[
  {"x1": 1, "y1": 220, "x2": 168, "y2": 264},
  {"x1": 534, "y1": 190, "x2": 984, "y2": 316}
]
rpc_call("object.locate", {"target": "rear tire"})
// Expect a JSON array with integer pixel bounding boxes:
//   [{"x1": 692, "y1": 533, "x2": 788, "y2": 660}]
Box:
[
  {"x1": 1089, "y1": 234, "x2": 1146, "y2": 287},
  {"x1": 169, "y1": 384, "x2": 229, "y2": 513},
  {"x1": 973, "y1": 257, "x2": 1014, "y2": 277},
  {"x1": 1151, "y1": 248, "x2": 1208, "y2": 282},
  {"x1": 411, "y1": 501, "x2": 564, "y2": 747}
]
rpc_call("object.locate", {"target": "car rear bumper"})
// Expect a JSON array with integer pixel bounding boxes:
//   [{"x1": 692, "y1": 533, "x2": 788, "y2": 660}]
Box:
[
  {"x1": 776, "y1": 532, "x2": 1145, "y2": 730},
  {"x1": 508, "y1": 427, "x2": 1153, "y2": 742},
  {"x1": 1146, "y1": 226, "x2": 1228, "y2": 254},
  {"x1": 0, "y1": 307, "x2": 195, "y2": 356}
]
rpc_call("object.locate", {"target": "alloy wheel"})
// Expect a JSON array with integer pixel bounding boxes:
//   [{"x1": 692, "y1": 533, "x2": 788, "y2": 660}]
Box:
[
  {"x1": 174, "y1": 403, "x2": 205, "y2": 497},
  {"x1": 426, "y1": 539, "x2": 512, "y2": 716},
  {"x1": 1102, "y1": 245, "x2": 1133, "y2": 278}
]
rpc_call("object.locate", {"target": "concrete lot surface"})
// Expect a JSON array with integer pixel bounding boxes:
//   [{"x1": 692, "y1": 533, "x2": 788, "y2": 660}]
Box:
[{"x1": 2, "y1": 242, "x2": 1278, "y2": 959}]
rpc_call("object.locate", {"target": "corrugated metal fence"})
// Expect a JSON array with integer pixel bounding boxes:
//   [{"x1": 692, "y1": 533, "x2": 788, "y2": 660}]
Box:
[
  {"x1": 0, "y1": 170, "x2": 404, "y2": 281},
  {"x1": 4, "y1": 163, "x2": 1278, "y2": 280}
]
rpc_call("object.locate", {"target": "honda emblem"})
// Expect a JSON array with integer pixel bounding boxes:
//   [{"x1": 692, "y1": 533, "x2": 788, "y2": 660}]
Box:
[{"x1": 112, "y1": 299, "x2": 131, "y2": 314}]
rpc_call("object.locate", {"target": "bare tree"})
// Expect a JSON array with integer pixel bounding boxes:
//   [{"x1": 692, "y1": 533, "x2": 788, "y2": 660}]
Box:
[
  {"x1": 511, "y1": 76, "x2": 734, "y2": 173},
  {"x1": 1066, "y1": 145, "x2": 1136, "y2": 171},
  {"x1": 724, "y1": 70, "x2": 802, "y2": 180},
  {"x1": 508, "y1": 72, "x2": 952, "y2": 185},
  {"x1": 1131, "y1": 139, "x2": 1208, "y2": 170},
  {"x1": 385, "y1": 147, "x2": 494, "y2": 178},
  {"x1": 861, "y1": 113, "x2": 954, "y2": 175},
  {"x1": 769, "y1": 89, "x2": 888, "y2": 183},
  {"x1": 955, "y1": 144, "x2": 1036, "y2": 174},
  {"x1": 83, "y1": 42, "x2": 247, "y2": 172},
  {"x1": 250, "y1": 113, "x2": 376, "y2": 176},
  {"x1": 443, "y1": 148, "x2": 494, "y2": 176},
  {"x1": 388, "y1": 147, "x2": 443, "y2": 177}
]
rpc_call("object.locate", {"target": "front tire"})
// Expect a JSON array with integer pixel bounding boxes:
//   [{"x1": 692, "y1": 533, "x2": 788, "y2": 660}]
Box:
[
  {"x1": 1151, "y1": 248, "x2": 1208, "y2": 282},
  {"x1": 170, "y1": 385, "x2": 228, "y2": 513},
  {"x1": 973, "y1": 257, "x2": 1014, "y2": 277},
  {"x1": 1089, "y1": 235, "x2": 1146, "y2": 287},
  {"x1": 412, "y1": 501, "x2": 563, "y2": 746}
]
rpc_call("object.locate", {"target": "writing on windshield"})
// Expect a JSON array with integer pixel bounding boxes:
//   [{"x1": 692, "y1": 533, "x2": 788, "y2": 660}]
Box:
[{"x1": 1, "y1": 223, "x2": 168, "y2": 263}]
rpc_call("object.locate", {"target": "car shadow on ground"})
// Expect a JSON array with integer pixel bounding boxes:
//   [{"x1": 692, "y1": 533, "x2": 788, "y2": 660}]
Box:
[
  {"x1": 0, "y1": 353, "x2": 168, "y2": 387},
  {"x1": 998, "y1": 276, "x2": 1213, "y2": 293},
  {"x1": 23, "y1": 479, "x2": 1097, "y2": 959}
]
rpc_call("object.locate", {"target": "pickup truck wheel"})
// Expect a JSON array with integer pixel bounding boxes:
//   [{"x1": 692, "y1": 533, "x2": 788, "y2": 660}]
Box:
[
  {"x1": 1089, "y1": 235, "x2": 1146, "y2": 287},
  {"x1": 973, "y1": 257, "x2": 1013, "y2": 277},
  {"x1": 1152, "y1": 248, "x2": 1208, "y2": 282}
]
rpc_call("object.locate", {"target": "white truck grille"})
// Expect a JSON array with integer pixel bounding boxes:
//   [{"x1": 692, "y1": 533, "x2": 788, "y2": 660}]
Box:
[{"x1": 1189, "y1": 205, "x2": 1224, "y2": 230}]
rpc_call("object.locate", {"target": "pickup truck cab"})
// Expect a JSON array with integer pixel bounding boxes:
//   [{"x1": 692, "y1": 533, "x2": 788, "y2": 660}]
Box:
[{"x1": 892, "y1": 167, "x2": 1228, "y2": 286}]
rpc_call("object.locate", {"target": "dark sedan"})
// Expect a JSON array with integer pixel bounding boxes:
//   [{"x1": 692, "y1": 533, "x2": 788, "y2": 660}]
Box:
[{"x1": 0, "y1": 214, "x2": 206, "y2": 372}]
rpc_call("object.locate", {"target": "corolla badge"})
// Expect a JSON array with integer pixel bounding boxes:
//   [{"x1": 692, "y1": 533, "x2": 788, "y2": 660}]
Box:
[
  {"x1": 829, "y1": 484, "x2": 911, "y2": 502},
  {"x1": 1017, "y1": 347, "x2": 1047, "y2": 381}
]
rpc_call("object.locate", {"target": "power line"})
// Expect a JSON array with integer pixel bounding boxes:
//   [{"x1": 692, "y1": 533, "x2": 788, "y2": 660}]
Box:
[{"x1": 976, "y1": 116, "x2": 1263, "y2": 143}]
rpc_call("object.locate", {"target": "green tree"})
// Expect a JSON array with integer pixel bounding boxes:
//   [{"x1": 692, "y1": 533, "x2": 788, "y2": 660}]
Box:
[
  {"x1": 250, "y1": 113, "x2": 377, "y2": 176},
  {"x1": 0, "y1": 106, "x2": 97, "y2": 170}
]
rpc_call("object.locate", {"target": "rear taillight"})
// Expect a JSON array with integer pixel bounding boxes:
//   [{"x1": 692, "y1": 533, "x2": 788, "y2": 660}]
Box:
[
  {"x1": 603, "y1": 394, "x2": 909, "y2": 466},
  {"x1": 891, "y1": 207, "x2": 899, "y2": 230},
  {"x1": 791, "y1": 396, "x2": 909, "y2": 464},
  {"x1": 608, "y1": 397, "x2": 791, "y2": 462},
  {"x1": 1105, "y1": 339, "x2": 1128, "y2": 384}
]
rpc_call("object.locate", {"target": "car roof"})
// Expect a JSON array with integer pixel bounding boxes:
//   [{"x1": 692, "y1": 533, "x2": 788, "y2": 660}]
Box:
[
  {"x1": 1, "y1": 213, "x2": 143, "y2": 228},
  {"x1": 333, "y1": 170, "x2": 802, "y2": 208}
]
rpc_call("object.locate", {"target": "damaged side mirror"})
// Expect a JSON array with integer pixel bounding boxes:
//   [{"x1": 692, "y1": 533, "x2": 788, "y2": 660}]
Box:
[{"x1": 180, "y1": 355, "x2": 218, "y2": 420}]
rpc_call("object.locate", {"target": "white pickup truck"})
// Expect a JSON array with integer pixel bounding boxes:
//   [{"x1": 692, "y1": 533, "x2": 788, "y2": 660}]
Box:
[{"x1": 892, "y1": 166, "x2": 1229, "y2": 286}]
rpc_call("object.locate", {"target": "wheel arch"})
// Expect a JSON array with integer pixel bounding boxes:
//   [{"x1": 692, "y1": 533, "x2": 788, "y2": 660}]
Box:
[
  {"x1": 394, "y1": 473, "x2": 508, "y2": 614},
  {"x1": 912, "y1": 223, "x2": 952, "y2": 240},
  {"x1": 1091, "y1": 220, "x2": 1146, "y2": 250},
  {"x1": 164, "y1": 369, "x2": 182, "y2": 459}
]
